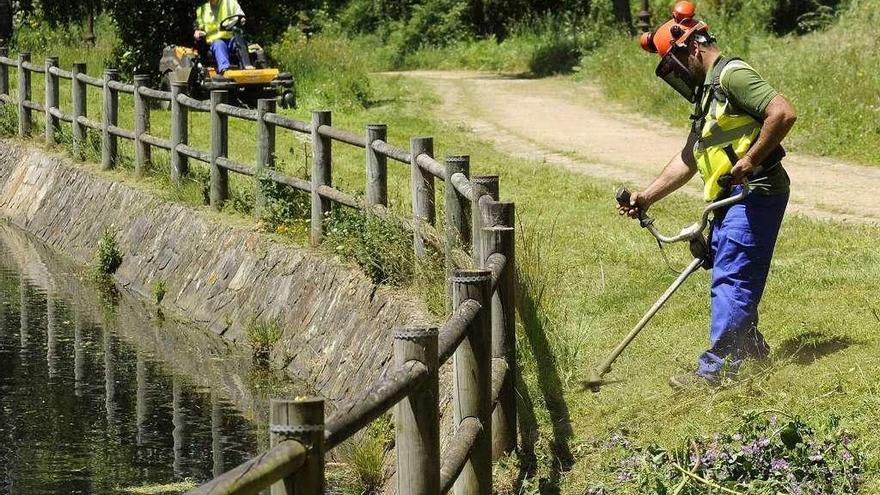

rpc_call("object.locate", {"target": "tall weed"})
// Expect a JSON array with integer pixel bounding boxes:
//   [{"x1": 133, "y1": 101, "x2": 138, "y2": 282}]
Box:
[{"x1": 269, "y1": 31, "x2": 373, "y2": 110}]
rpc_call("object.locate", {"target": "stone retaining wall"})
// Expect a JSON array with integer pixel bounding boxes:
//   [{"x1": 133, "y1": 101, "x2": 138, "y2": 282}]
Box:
[{"x1": 0, "y1": 140, "x2": 432, "y2": 401}]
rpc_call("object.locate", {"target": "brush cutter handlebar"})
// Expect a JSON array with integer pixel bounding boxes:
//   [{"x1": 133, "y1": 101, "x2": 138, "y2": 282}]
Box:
[{"x1": 616, "y1": 177, "x2": 750, "y2": 244}]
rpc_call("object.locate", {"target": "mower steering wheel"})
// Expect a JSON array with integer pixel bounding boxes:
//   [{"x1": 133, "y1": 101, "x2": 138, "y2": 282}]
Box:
[{"x1": 219, "y1": 14, "x2": 245, "y2": 31}]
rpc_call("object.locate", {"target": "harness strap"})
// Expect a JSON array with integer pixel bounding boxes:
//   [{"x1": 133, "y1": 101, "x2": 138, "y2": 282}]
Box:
[{"x1": 694, "y1": 121, "x2": 762, "y2": 151}]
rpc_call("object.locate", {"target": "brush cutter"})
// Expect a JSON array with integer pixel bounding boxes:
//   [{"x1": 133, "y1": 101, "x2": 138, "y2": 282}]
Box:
[{"x1": 583, "y1": 176, "x2": 753, "y2": 393}]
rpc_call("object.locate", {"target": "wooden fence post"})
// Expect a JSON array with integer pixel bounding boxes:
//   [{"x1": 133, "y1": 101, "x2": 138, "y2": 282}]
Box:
[
  {"x1": 0, "y1": 47, "x2": 8, "y2": 98},
  {"x1": 452, "y1": 269, "x2": 492, "y2": 495},
  {"x1": 71, "y1": 62, "x2": 87, "y2": 159},
  {"x1": 395, "y1": 327, "x2": 440, "y2": 495},
  {"x1": 170, "y1": 81, "x2": 189, "y2": 184},
  {"x1": 210, "y1": 90, "x2": 229, "y2": 210},
  {"x1": 410, "y1": 137, "x2": 435, "y2": 258},
  {"x1": 44, "y1": 57, "x2": 59, "y2": 144},
  {"x1": 270, "y1": 398, "x2": 325, "y2": 495},
  {"x1": 17, "y1": 53, "x2": 31, "y2": 137},
  {"x1": 101, "y1": 68, "x2": 118, "y2": 170},
  {"x1": 444, "y1": 155, "x2": 471, "y2": 312},
  {"x1": 310, "y1": 110, "x2": 331, "y2": 246},
  {"x1": 480, "y1": 221, "x2": 517, "y2": 459},
  {"x1": 470, "y1": 175, "x2": 499, "y2": 264},
  {"x1": 365, "y1": 124, "x2": 387, "y2": 206},
  {"x1": 255, "y1": 98, "x2": 276, "y2": 220},
  {"x1": 133, "y1": 74, "x2": 151, "y2": 176}
]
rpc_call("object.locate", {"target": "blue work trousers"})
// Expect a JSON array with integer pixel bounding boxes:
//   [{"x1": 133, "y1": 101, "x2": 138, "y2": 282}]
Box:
[
  {"x1": 210, "y1": 38, "x2": 236, "y2": 74},
  {"x1": 697, "y1": 186, "x2": 789, "y2": 379}
]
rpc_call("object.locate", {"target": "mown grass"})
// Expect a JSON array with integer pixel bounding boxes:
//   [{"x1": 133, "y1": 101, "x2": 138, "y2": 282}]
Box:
[{"x1": 4, "y1": 17, "x2": 880, "y2": 494}]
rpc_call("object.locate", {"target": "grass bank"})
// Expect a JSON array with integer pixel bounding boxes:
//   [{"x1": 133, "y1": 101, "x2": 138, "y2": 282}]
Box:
[{"x1": 4, "y1": 18, "x2": 880, "y2": 494}]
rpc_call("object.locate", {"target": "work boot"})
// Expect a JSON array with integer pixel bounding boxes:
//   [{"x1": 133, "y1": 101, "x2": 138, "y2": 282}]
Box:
[{"x1": 668, "y1": 373, "x2": 716, "y2": 390}]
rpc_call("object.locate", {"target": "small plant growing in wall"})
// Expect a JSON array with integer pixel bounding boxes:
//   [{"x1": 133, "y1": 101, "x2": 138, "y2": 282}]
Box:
[
  {"x1": 153, "y1": 280, "x2": 167, "y2": 305},
  {"x1": 246, "y1": 317, "x2": 283, "y2": 365},
  {"x1": 93, "y1": 225, "x2": 123, "y2": 277}
]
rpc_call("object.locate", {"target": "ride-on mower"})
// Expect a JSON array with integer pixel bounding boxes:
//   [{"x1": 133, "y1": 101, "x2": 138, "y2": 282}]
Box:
[{"x1": 159, "y1": 14, "x2": 296, "y2": 108}]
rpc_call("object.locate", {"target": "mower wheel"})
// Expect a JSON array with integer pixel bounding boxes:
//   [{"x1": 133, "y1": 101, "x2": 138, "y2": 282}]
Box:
[{"x1": 280, "y1": 91, "x2": 296, "y2": 109}]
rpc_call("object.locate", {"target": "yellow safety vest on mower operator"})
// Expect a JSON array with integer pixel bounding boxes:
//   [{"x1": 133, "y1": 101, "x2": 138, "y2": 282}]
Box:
[
  {"x1": 197, "y1": 0, "x2": 236, "y2": 43},
  {"x1": 692, "y1": 57, "x2": 784, "y2": 201}
]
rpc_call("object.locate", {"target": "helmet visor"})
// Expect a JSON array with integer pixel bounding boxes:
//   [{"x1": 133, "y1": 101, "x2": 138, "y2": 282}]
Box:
[{"x1": 656, "y1": 51, "x2": 697, "y2": 102}]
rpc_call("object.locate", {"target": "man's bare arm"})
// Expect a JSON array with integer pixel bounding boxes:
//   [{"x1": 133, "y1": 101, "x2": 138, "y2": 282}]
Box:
[{"x1": 732, "y1": 94, "x2": 797, "y2": 182}]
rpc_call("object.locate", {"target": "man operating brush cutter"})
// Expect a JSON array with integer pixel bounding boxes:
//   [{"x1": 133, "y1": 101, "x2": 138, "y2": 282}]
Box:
[{"x1": 618, "y1": 1, "x2": 796, "y2": 389}]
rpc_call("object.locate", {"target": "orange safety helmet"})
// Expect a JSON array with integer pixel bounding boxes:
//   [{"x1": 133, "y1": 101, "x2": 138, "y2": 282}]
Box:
[{"x1": 639, "y1": 1, "x2": 710, "y2": 57}]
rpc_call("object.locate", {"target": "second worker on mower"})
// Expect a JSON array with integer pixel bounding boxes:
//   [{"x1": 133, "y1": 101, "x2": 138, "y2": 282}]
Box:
[
  {"x1": 194, "y1": 0, "x2": 247, "y2": 76},
  {"x1": 618, "y1": 1, "x2": 797, "y2": 389}
]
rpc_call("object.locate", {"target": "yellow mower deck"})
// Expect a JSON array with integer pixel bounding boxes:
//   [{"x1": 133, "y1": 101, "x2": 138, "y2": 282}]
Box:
[{"x1": 207, "y1": 67, "x2": 280, "y2": 85}]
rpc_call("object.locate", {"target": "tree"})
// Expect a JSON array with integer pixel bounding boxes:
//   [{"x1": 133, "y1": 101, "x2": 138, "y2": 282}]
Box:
[
  {"x1": 611, "y1": 0, "x2": 635, "y2": 35},
  {"x1": 105, "y1": 0, "x2": 195, "y2": 78},
  {"x1": 0, "y1": 0, "x2": 12, "y2": 46},
  {"x1": 40, "y1": 0, "x2": 106, "y2": 44}
]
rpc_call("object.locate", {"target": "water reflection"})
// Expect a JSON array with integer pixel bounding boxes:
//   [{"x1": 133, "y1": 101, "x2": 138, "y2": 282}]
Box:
[{"x1": 0, "y1": 226, "x2": 279, "y2": 495}]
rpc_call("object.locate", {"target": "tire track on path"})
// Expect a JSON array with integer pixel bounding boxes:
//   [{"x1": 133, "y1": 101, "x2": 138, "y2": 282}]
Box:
[{"x1": 403, "y1": 70, "x2": 880, "y2": 225}]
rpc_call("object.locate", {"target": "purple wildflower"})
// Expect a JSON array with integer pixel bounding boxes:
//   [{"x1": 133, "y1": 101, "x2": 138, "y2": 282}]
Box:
[
  {"x1": 742, "y1": 441, "x2": 764, "y2": 455},
  {"x1": 771, "y1": 458, "x2": 789, "y2": 472}
]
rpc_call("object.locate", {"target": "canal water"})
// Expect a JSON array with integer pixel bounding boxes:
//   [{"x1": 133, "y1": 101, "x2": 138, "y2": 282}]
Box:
[{"x1": 0, "y1": 224, "x2": 289, "y2": 494}]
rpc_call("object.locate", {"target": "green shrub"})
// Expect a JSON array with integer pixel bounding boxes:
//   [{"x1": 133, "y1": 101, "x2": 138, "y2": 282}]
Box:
[
  {"x1": 0, "y1": 105, "x2": 16, "y2": 136},
  {"x1": 269, "y1": 31, "x2": 373, "y2": 110},
  {"x1": 246, "y1": 317, "x2": 283, "y2": 363},
  {"x1": 93, "y1": 224, "x2": 123, "y2": 276},
  {"x1": 384, "y1": 0, "x2": 471, "y2": 61},
  {"x1": 153, "y1": 280, "x2": 166, "y2": 305},
  {"x1": 529, "y1": 38, "x2": 582, "y2": 76},
  {"x1": 331, "y1": 414, "x2": 392, "y2": 495},
  {"x1": 256, "y1": 172, "x2": 311, "y2": 233},
  {"x1": 325, "y1": 208, "x2": 415, "y2": 287}
]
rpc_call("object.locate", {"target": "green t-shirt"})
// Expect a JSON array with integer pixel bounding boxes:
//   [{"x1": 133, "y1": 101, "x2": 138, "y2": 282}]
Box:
[{"x1": 705, "y1": 56, "x2": 791, "y2": 195}]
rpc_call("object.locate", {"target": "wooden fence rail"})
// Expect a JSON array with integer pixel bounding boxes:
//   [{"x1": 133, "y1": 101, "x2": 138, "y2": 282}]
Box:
[{"x1": 0, "y1": 49, "x2": 519, "y2": 495}]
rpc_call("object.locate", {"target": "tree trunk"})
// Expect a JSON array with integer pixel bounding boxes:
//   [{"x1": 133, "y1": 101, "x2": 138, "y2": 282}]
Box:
[
  {"x1": 612, "y1": 0, "x2": 635, "y2": 36},
  {"x1": 85, "y1": 12, "x2": 96, "y2": 46},
  {"x1": 0, "y1": 0, "x2": 13, "y2": 46}
]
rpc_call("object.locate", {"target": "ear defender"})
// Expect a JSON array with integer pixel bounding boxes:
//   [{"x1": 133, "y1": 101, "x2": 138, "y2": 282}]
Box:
[{"x1": 639, "y1": 32, "x2": 657, "y2": 53}]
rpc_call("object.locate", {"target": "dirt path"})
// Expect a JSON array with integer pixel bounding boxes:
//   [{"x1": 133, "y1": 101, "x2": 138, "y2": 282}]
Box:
[{"x1": 404, "y1": 71, "x2": 880, "y2": 224}]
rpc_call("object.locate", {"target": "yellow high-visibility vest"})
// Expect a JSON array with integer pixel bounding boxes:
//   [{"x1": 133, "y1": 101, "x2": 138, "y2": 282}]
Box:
[
  {"x1": 197, "y1": 0, "x2": 236, "y2": 43},
  {"x1": 692, "y1": 58, "x2": 763, "y2": 201}
]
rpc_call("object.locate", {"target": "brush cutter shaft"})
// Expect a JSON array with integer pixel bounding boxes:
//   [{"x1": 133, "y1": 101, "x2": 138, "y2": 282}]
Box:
[
  {"x1": 648, "y1": 186, "x2": 747, "y2": 243},
  {"x1": 594, "y1": 256, "x2": 704, "y2": 378},
  {"x1": 617, "y1": 177, "x2": 754, "y2": 245}
]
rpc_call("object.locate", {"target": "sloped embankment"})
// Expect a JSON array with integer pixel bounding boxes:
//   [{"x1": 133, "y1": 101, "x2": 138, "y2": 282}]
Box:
[{"x1": 0, "y1": 140, "x2": 432, "y2": 401}]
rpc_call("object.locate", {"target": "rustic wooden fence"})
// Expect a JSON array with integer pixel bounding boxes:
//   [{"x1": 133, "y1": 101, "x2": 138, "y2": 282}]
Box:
[{"x1": 0, "y1": 48, "x2": 518, "y2": 495}]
